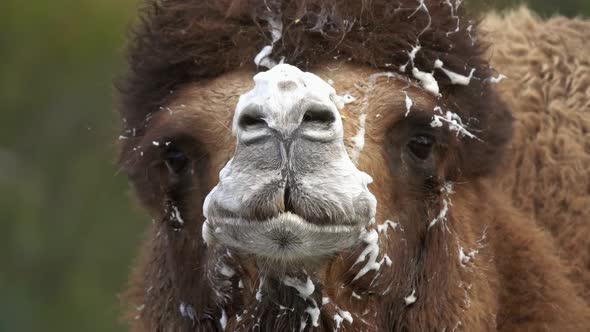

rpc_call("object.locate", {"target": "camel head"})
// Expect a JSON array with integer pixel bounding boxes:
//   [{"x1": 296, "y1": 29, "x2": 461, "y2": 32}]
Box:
[{"x1": 118, "y1": 0, "x2": 516, "y2": 330}]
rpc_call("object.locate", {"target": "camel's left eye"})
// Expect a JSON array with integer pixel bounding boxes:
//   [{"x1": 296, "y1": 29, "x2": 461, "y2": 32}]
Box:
[
  {"x1": 408, "y1": 134, "x2": 434, "y2": 160},
  {"x1": 164, "y1": 146, "x2": 189, "y2": 175}
]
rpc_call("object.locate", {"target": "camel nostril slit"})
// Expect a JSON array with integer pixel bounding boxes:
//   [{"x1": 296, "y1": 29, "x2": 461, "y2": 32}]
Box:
[
  {"x1": 283, "y1": 184, "x2": 295, "y2": 213},
  {"x1": 302, "y1": 108, "x2": 336, "y2": 125},
  {"x1": 238, "y1": 111, "x2": 267, "y2": 130}
]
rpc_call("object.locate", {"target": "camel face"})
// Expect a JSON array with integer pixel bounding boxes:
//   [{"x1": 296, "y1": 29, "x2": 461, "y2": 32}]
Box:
[
  {"x1": 202, "y1": 64, "x2": 377, "y2": 261},
  {"x1": 150, "y1": 59, "x2": 447, "y2": 277},
  {"x1": 118, "y1": 0, "x2": 590, "y2": 330}
]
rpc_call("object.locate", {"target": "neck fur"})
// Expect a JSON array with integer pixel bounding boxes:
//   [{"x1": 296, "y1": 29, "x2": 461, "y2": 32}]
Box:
[
  {"x1": 128, "y1": 206, "x2": 491, "y2": 331},
  {"x1": 209, "y1": 222, "x2": 459, "y2": 331}
]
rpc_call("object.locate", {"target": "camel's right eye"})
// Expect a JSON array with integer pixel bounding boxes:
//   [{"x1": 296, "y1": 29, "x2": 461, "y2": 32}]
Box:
[
  {"x1": 164, "y1": 146, "x2": 189, "y2": 175},
  {"x1": 407, "y1": 134, "x2": 435, "y2": 160}
]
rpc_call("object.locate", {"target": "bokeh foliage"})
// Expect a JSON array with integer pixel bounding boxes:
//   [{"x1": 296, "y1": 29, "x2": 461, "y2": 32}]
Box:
[
  {"x1": 0, "y1": 1, "x2": 587, "y2": 331},
  {"x1": 1, "y1": 1, "x2": 141, "y2": 331}
]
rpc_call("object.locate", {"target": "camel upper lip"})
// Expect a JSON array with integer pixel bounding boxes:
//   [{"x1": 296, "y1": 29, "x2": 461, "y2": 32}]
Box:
[{"x1": 207, "y1": 204, "x2": 362, "y2": 227}]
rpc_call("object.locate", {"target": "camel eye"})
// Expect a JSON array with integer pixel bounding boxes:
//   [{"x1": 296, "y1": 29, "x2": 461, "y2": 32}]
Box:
[
  {"x1": 408, "y1": 134, "x2": 434, "y2": 160},
  {"x1": 164, "y1": 146, "x2": 189, "y2": 175}
]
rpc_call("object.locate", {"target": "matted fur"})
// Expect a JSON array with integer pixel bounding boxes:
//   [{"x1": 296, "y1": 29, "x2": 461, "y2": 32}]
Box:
[{"x1": 116, "y1": 1, "x2": 590, "y2": 331}]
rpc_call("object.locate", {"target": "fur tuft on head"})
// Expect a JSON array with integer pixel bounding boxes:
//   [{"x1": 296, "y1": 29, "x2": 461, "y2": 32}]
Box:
[{"x1": 118, "y1": 0, "x2": 512, "y2": 174}]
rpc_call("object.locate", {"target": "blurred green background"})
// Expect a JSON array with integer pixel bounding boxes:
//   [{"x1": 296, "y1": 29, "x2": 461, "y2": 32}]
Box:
[{"x1": 0, "y1": 1, "x2": 588, "y2": 331}]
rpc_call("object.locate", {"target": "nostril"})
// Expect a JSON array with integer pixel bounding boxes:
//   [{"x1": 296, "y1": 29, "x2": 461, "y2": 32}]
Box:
[
  {"x1": 302, "y1": 108, "x2": 336, "y2": 125},
  {"x1": 238, "y1": 112, "x2": 267, "y2": 130}
]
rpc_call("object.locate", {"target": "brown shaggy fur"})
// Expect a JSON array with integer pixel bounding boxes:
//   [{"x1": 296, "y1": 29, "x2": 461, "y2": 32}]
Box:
[
  {"x1": 116, "y1": 1, "x2": 590, "y2": 331},
  {"x1": 482, "y1": 7, "x2": 590, "y2": 303}
]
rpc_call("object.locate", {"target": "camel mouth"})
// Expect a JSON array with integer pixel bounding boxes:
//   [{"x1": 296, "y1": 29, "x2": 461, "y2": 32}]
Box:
[{"x1": 203, "y1": 212, "x2": 365, "y2": 260}]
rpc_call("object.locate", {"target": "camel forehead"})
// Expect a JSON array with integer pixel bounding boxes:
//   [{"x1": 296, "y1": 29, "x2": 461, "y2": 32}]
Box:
[{"x1": 190, "y1": 62, "x2": 378, "y2": 101}]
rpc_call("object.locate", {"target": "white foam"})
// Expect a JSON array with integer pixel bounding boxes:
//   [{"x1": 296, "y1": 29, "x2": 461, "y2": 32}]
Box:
[
  {"x1": 342, "y1": 94, "x2": 357, "y2": 104},
  {"x1": 434, "y1": 59, "x2": 476, "y2": 86},
  {"x1": 256, "y1": 276, "x2": 265, "y2": 302},
  {"x1": 404, "y1": 289, "x2": 417, "y2": 305},
  {"x1": 486, "y1": 74, "x2": 507, "y2": 84},
  {"x1": 408, "y1": 0, "x2": 432, "y2": 36},
  {"x1": 339, "y1": 310, "x2": 353, "y2": 324},
  {"x1": 412, "y1": 67, "x2": 440, "y2": 96},
  {"x1": 218, "y1": 263, "x2": 235, "y2": 278},
  {"x1": 377, "y1": 219, "x2": 399, "y2": 235},
  {"x1": 428, "y1": 198, "x2": 449, "y2": 229},
  {"x1": 334, "y1": 309, "x2": 353, "y2": 329},
  {"x1": 254, "y1": 45, "x2": 275, "y2": 68},
  {"x1": 219, "y1": 309, "x2": 227, "y2": 330},
  {"x1": 459, "y1": 247, "x2": 478, "y2": 266},
  {"x1": 334, "y1": 314, "x2": 344, "y2": 329},
  {"x1": 443, "y1": 0, "x2": 461, "y2": 36},
  {"x1": 305, "y1": 303, "x2": 321, "y2": 327},
  {"x1": 431, "y1": 110, "x2": 478, "y2": 139},
  {"x1": 404, "y1": 93, "x2": 413, "y2": 117},
  {"x1": 171, "y1": 205, "x2": 184, "y2": 225},
  {"x1": 408, "y1": 45, "x2": 421, "y2": 62},
  {"x1": 283, "y1": 276, "x2": 315, "y2": 299},
  {"x1": 383, "y1": 255, "x2": 392, "y2": 267},
  {"x1": 253, "y1": 13, "x2": 283, "y2": 69},
  {"x1": 352, "y1": 229, "x2": 384, "y2": 281}
]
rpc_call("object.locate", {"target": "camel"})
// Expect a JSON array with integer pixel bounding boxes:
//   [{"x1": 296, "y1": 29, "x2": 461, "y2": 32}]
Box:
[{"x1": 116, "y1": 1, "x2": 590, "y2": 331}]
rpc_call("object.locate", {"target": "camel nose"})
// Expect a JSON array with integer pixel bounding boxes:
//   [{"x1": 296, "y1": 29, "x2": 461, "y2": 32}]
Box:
[
  {"x1": 232, "y1": 64, "x2": 344, "y2": 143},
  {"x1": 203, "y1": 63, "x2": 376, "y2": 235}
]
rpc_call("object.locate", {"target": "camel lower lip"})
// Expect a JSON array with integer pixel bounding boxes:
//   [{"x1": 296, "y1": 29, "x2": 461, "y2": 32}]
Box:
[{"x1": 203, "y1": 212, "x2": 364, "y2": 260}]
